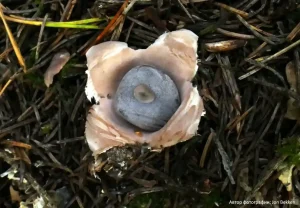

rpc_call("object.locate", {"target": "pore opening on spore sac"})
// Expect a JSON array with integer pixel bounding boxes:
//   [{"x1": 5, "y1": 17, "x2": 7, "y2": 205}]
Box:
[{"x1": 133, "y1": 84, "x2": 156, "y2": 103}]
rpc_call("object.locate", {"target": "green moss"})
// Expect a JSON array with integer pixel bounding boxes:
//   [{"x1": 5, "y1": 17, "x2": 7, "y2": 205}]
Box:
[
  {"x1": 23, "y1": 72, "x2": 45, "y2": 88},
  {"x1": 24, "y1": 56, "x2": 83, "y2": 88},
  {"x1": 127, "y1": 192, "x2": 171, "y2": 208},
  {"x1": 40, "y1": 123, "x2": 54, "y2": 135},
  {"x1": 34, "y1": 0, "x2": 44, "y2": 13},
  {"x1": 26, "y1": 50, "x2": 38, "y2": 69},
  {"x1": 276, "y1": 136, "x2": 300, "y2": 166},
  {"x1": 59, "y1": 58, "x2": 84, "y2": 79},
  {"x1": 286, "y1": 8, "x2": 300, "y2": 22}
]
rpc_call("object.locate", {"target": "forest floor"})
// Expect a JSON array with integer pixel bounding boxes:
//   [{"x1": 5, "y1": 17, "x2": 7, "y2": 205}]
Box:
[{"x1": 0, "y1": 0, "x2": 300, "y2": 207}]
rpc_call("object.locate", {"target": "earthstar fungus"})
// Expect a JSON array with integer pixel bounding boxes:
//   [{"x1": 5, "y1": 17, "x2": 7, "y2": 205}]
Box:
[{"x1": 84, "y1": 29, "x2": 204, "y2": 155}]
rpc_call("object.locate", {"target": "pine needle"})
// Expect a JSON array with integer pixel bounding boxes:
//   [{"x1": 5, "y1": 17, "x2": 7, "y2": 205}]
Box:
[{"x1": 0, "y1": 8, "x2": 26, "y2": 72}]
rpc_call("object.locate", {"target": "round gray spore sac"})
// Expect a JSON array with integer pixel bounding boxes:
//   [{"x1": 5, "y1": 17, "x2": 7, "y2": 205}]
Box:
[{"x1": 113, "y1": 65, "x2": 181, "y2": 132}]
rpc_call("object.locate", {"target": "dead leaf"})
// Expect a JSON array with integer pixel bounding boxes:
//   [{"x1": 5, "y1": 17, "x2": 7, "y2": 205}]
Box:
[
  {"x1": 286, "y1": 61, "x2": 297, "y2": 89},
  {"x1": 205, "y1": 40, "x2": 247, "y2": 52},
  {"x1": 13, "y1": 147, "x2": 31, "y2": 165},
  {"x1": 145, "y1": 6, "x2": 167, "y2": 31},
  {"x1": 10, "y1": 185, "x2": 21, "y2": 202},
  {"x1": 285, "y1": 98, "x2": 300, "y2": 120},
  {"x1": 278, "y1": 164, "x2": 295, "y2": 192},
  {"x1": 1, "y1": 140, "x2": 32, "y2": 149},
  {"x1": 237, "y1": 167, "x2": 252, "y2": 192},
  {"x1": 44, "y1": 50, "x2": 70, "y2": 87},
  {"x1": 285, "y1": 61, "x2": 300, "y2": 120}
]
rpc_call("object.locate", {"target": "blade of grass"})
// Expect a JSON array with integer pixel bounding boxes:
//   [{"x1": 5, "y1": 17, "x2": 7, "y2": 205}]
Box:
[
  {"x1": 67, "y1": 18, "x2": 110, "y2": 24},
  {"x1": 50, "y1": 0, "x2": 83, "y2": 48},
  {"x1": 4, "y1": 15, "x2": 103, "y2": 29},
  {"x1": 9, "y1": 14, "x2": 108, "y2": 25}
]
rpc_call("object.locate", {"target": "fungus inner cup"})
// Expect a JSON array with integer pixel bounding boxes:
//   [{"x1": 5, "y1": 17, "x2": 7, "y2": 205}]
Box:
[
  {"x1": 84, "y1": 29, "x2": 204, "y2": 154},
  {"x1": 113, "y1": 65, "x2": 181, "y2": 132}
]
